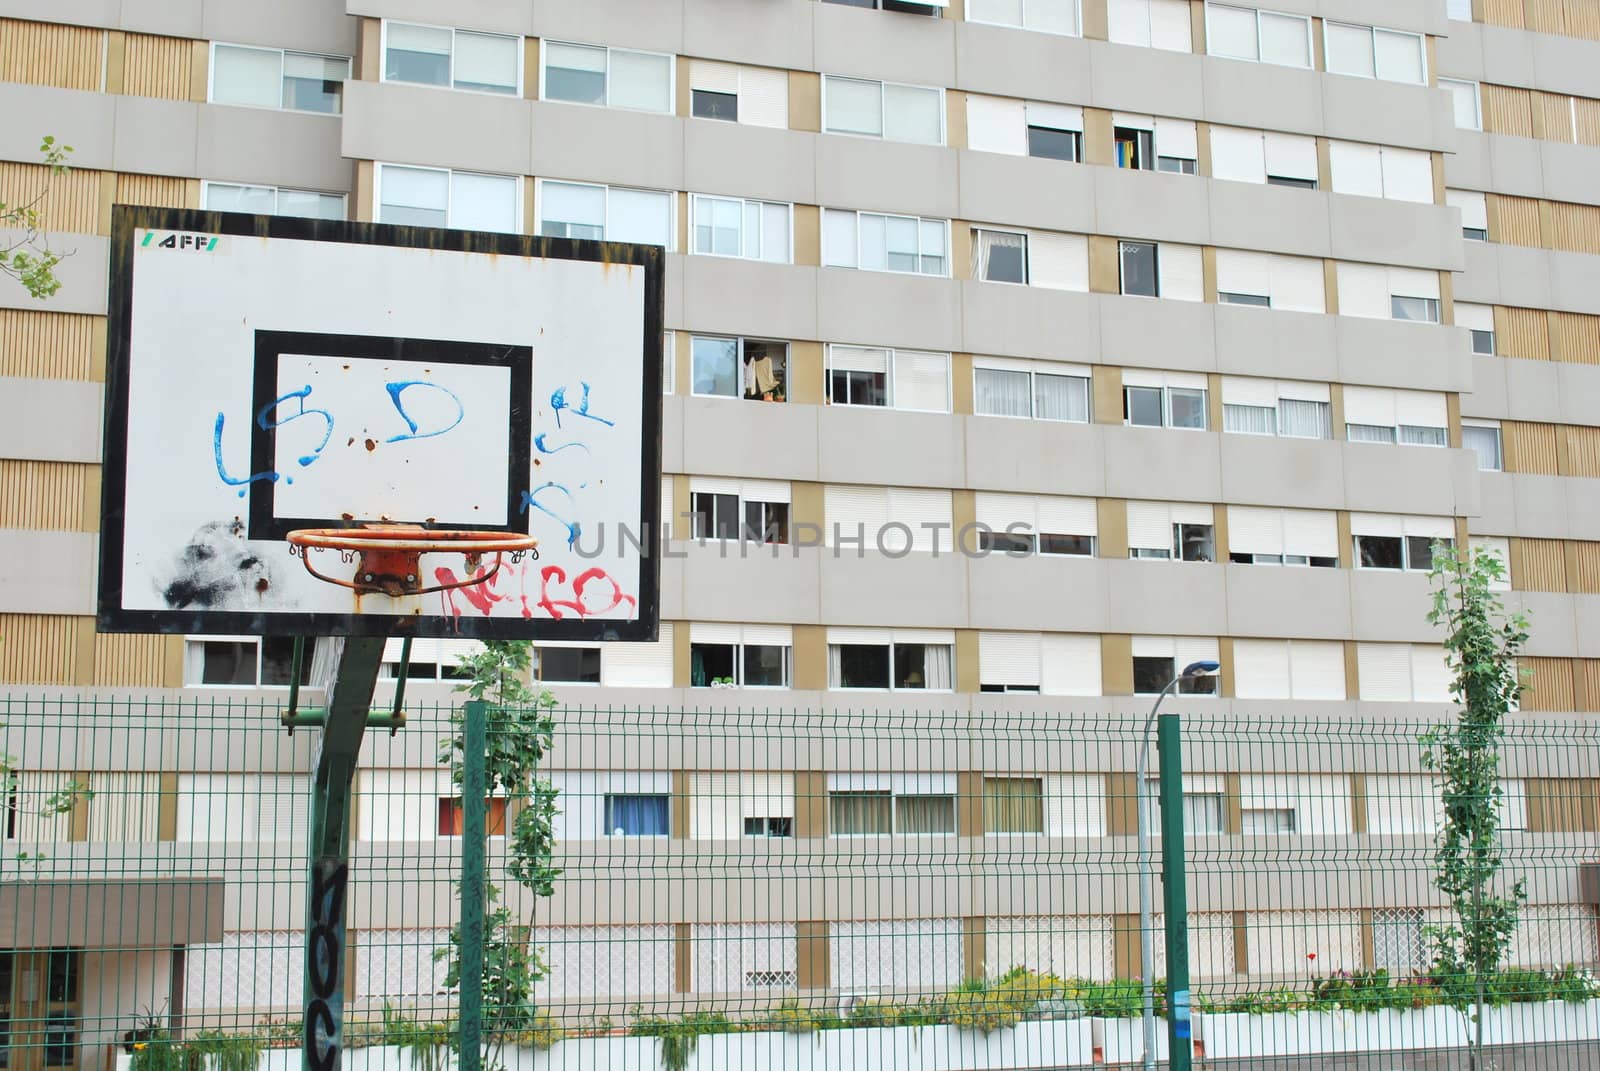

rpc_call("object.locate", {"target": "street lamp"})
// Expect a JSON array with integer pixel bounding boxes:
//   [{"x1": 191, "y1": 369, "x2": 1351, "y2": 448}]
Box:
[{"x1": 1135, "y1": 659, "x2": 1221, "y2": 1071}]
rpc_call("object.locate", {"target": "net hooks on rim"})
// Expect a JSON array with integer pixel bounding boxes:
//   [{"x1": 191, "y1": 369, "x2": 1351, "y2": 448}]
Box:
[{"x1": 286, "y1": 524, "x2": 538, "y2": 598}]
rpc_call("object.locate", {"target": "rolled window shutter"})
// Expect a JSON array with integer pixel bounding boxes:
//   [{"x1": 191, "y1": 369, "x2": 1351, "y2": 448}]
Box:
[
  {"x1": 1233, "y1": 639, "x2": 1292, "y2": 699},
  {"x1": 1041, "y1": 634, "x2": 1101, "y2": 696},
  {"x1": 1027, "y1": 232, "x2": 1089, "y2": 291},
  {"x1": 1025, "y1": 101, "x2": 1083, "y2": 131},
  {"x1": 1455, "y1": 303, "x2": 1494, "y2": 332},
  {"x1": 1379, "y1": 147, "x2": 1434, "y2": 203},
  {"x1": 1276, "y1": 379, "x2": 1329, "y2": 403},
  {"x1": 690, "y1": 772, "x2": 740, "y2": 839},
  {"x1": 1157, "y1": 243, "x2": 1203, "y2": 302},
  {"x1": 1126, "y1": 502, "x2": 1173, "y2": 551},
  {"x1": 1154, "y1": 118, "x2": 1198, "y2": 159},
  {"x1": 1174, "y1": 637, "x2": 1220, "y2": 671},
  {"x1": 829, "y1": 345, "x2": 889, "y2": 374},
  {"x1": 1108, "y1": 0, "x2": 1153, "y2": 46},
  {"x1": 824, "y1": 486, "x2": 890, "y2": 545},
  {"x1": 1149, "y1": 0, "x2": 1193, "y2": 51},
  {"x1": 741, "y1": 479, "x2": 791, "y2": 504},
  {"x1": 975, "y1": 492, "x2": 1037, "y2": 532},
  {"x1": 1169, "y1": 503, "x2": 1214, "y2": 526},
  {"x1": 1335, "y1": 264, "x2": 1392, "y2": 320},
  {"x1": 891, "y1": 628, "x2": 956, "y2": 645},
  {"x1": 690, "y1": 60, "x2": 739, "y2": 93},
  {"x1": 1402, "y1": 515, "x2": 1455, "y2": 540},
  {"x1": 738, "y1": 66, "x2": 789, "y2": 128},
  {"x1": 1036, "y1": 496, "x2": 1098, "y2": 536},
  {"x1": 1210, "y1": 126, "x2": 1266, "y2": 184},
  {"x1": 886, "y1": 488, "x2": 954, "y2": 552},
  {"x1": 1111, "y1": 111, "x2": 1154, "y2": 130},
  {"x1": 1227, "y1": 507, "x2": 1284, "y2": 556},
  {"x1": 1220, "y1": 376, "x2": 1278, "y2": 407},
  {"x1": 1356, "y1": 643, "x2": 1412, "y2": 701},
  {"x1": 1283, "y1": 509, "x2": 1338, "y2": 559},
  {"x1": 1388, "y1": 267, "x2": 1440, "y2": 300},
  {"x1": 1329, "y1": 141, "x2": 1383, "y2": 197},
  {"x1": 690, "y1": 622, "x2": 742, "y2": 645},
  {"x1": 967, "y1": 94, "x2": 1027, "y2": 155},
  {"x1": 1290, "y1": 641, "x2": 1347, "y2": 700},
  {"x1": 827, "y1": 627, "x2": 887, "y2": 647},
  {"x1": 1446, "y1": 189, "x2": 1488, "y2": 232},
  {"x1": 603, "y1": 623, "x2": 674, "y2": 687},
  {"x1": 891, "y1": 350, "x2": 951, "y2": 413},
  {"x1": 1270, "y1": 254, "x2": 1326, "y2": 313},
  {"x1": 1131, "y1": 635, "x2": 1177, "y2": 658},
  {"x1": 1216, "y1": 251, "x2": 1272, "y2": 299},
  {"x1": 1394, "y1": 389, "x2": 1447, "y2": 429},
  {"x1": 1350, "y1": 513, "x2": 1404, "y2": 538},
  {"x1": 1410, "y1": 644, "x2": 1453, "y2": 702},
  {"x1": 743, "y1": 773, "x2": 794, "y2": 818},
  {"x1": 1047, "y1": 773, "x2": 1107, "y2": 836},
  {"x1": 979, "y1": 632, "x2": 1042, "y2": 687},
  {"x1": 1343, "y1": 386, "x2": 1398, "y2": 427},
  {"x1": 690, "y1": 475, "x2": 742, "y2": 497},
  {"x1": 1263, "y1": 132, "x2": 1318, "y2": 181},
  {"x1": 741, "y1": 624, "x2": 792, "y2": 647}
]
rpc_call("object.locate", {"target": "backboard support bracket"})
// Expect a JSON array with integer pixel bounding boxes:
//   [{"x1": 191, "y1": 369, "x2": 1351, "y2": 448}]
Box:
[{"x1": 283, "y1": 636, "x2": 409, "y2": 736}]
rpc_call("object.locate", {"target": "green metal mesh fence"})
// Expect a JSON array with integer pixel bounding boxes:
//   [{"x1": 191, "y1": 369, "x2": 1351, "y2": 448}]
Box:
[{"x1": 0, "y1": 695, "x2": 1596, "y2": 1070}]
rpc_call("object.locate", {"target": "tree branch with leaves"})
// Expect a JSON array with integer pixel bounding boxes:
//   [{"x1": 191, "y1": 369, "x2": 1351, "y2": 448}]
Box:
[{"x1": 1, "y1": 137, "x2": 74, "y2": 299}]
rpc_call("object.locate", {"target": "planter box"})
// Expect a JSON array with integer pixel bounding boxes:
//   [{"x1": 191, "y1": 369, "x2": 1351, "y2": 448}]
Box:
[{"x1": 1094, "y1": 1018, "x2": 1170, "y2": 1066}]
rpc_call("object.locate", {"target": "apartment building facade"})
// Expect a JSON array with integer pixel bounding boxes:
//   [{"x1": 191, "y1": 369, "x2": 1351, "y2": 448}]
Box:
[{"x1": 3, "y1": 0, "x2": 1600, "y2": 1064}]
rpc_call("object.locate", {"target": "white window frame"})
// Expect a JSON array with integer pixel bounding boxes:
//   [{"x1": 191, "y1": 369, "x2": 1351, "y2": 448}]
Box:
[
  {"x1": 689, "y1": 194, "x2": 794, "y2": 263},
  {"x1": 965, "y1": 0, "x2": 1084, "y2": 38},
  {"x1": 182, "y1": 636, "x2": 316, "y2": 690},
  {"x1": 971, "y1": 358, "x2": 1093, "y2": 424},
  {"x1": 688, "y1": 627, "x2": 794, "y2": 690},
  {"x1": 534, "y1": 178, "x2": 675, "y2": 249},
  {"x1": 826, "y1": 776, "x2": 960, "y2": 839},
  {"x1": 687, "y1": 479, "x2": 792, "y2": 544},
  {"x1": 1462, "y1": 420, "x2": 1504, "y2": 472},
  {"x1": 201, "y1": 181, "x2": 347, "y2": 220},
  {"x1": 1322, "y1": 22, "x2": 1427, "y2": 85},
  {"x1": 972, "y1": 227, "x2": 1030, "y2": 285},
  {"x1": 827, "y1": 634, "x2": 956, "y2": 693},
  {"x1": 1123, "y1": 376, "x2": 1209, "y2": 431},
  {"x1": 375, "y1": 164, "x2": 522, "y2": 232},
  {"x1": 821, "y1": 75, "x2": 947, "y2": 145},
  {"x1": 823, "y1": 210, "x2": 951, "y2": 277},
  {"x1": 538, "y1": 40, "x2": 675, "y2": 114},
  {"x1": 688, "y1": 334, "x2": 790, "y2": 401},
  {"x1": 826, "y1": 345, "x2": 952, "y2": 413},
  {"x1": 1204, "y1": 4, "x2": 1313, "y2": 69},
  {"x1": 208, "y1": 42, "x2": 352, "y2": 114},
  {"x1": 531, "y1": 643, "x2": 604, "y2": 686},
  {"x1": 379, "y1": 20, "x2": 524, "y2": 96}
]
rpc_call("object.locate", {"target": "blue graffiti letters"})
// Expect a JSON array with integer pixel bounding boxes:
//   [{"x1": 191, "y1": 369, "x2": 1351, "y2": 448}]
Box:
[
  {"x1": 550, "y1": 382, "x2": 615, "y2": 429},
  {"x1": 212, "y1": 412, "x2": 279, "y2": 498},
  {"x1": 258, "y1": 386, "x2": 335, "y2": 468},
  {"x1": 384, "y1": 380, "x2": 465, "y2": 443},
  {"x1": 520, "y1": 482, "x2": 582, "y2": 548}
]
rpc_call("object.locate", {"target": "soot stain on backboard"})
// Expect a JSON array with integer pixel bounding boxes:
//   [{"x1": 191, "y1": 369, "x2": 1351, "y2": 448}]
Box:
[{"x1": 159, "y1": 520, "x2": 275, "y2": 610}]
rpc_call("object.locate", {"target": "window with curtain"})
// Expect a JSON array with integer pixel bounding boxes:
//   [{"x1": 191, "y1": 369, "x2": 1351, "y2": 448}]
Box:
[
  {"x1": 830, "y1": 791, "x2": 893, "y2": 834},
  {"x1": 974, "y1": 366, "x2": 1090, "y2": 422},
  {"x1": 1278, "y1": 398, "x2": 1330, "y2": 439},
  {"x1": 1119, "y1": 241, "x2": 1158, "y2": 296},
  {"x1": 1347, "y1": 423, "x2": 1397, "y2": 444},
  {"x1": 1399, "y1": 425, "x2": 1447, "y2": 447},
  {"x1": 1391, "y1": 295, "x2": 1440, "y2": 323},
  {"x1": 973, "y1": 229, "x2": 1028, "y2": 283},
  {"x1": 1147, "y1": 789, "x2": 1227, "y2": 834},
  {"x1": 385, "y1": 24, "x2": 519, "y2": 94},
  {"x1": 377, "y1": 165, "x2": 449, "y2": 227},
  {"x1": 984, "y1": 777, "x2": 1045, "y2": 834},
  {"x1": 829, "y1": 643, "x2": 953, "y2": 691},
  {"x1": 603, "y1": 794, "x2": 670, "y2": 836},
  {"x1": 896, "y1": 793, "x2": 956, "y2": 834},
  {"x1": 1440, "y1": 79, "x2": 1480, "y2": 130},
  {"x1": 1463, "y1": 425, "x2": 1503, "y2": 471},
  {"x1": 1223, "y1": 404, "x2": 1275, "y2": 436}
]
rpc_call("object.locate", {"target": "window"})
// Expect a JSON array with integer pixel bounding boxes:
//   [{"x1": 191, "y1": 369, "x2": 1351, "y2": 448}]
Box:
[
  {"x1": 823, "y1": 75, "x2": 943, "y2": 144},
  {"x1": 1210, "y1": 127, "x2": 1318, "y2": 189},
  {"x1": 824, "y1": 0, "x2": 947, "y2": 13},
  {"x1": 1120, "y1": 241, "x2": 1157, "y2": 296},
  {"x1": 376, "y1": 165, "x2": 519, "y2": 232},
  {"x1": 973, "y1": 229, "x2": 1028, "y2": 283},
  {"x1": 1336, "y1": 264, "x2": 1443, "y2": 323},
  {"x1": 690, "y1": 336, "x2": 788, "y2": 402},
  {"x1": 824, "y1": 486, "x2": 954, "y2": 553},
  {"x1": 1127, "y1": 502, "x2": 1216, "y2": 562},
  {"x1": 1131, "y1": 637, "x2": 1221, "y2": 695},
  {"x1": 691, "y1": 195, "x2": 792, "y2": 263},
  {"x1": 538, "y1": 180, "x2": 672, "y2": 246},
  {"x1": 211, "y1": 44, "x2": 350, "y2": 113},
  {"x1": 829, "y1": 774, "x2": 957, "y2": 836},
  {"x1": 203, "y1": 182, "x2": 345, "y2": 221},
  {"x1": 687, "y1": 60, "x2": 788, "y2": 127},
  {"x1": 978, "y1": 632, "x2": 1102, "y2": 695},
  {"x1": 984, "y1": 777, "x2": 1045, "y2": 834},
  {"x1": 973, "y1": 359, "x2": 1091, "y2": 422},
  {"x1": 603, "y1": 794, "x2": 670, "y2": 836},
  {"x1": 1356, "y1": 643, "x2": 1452, "y2": 703},
  {"x1": 1123, "y1": 372, "x2": 1207, "y2": 430},
  {"x1": 383, "y1": 22, "x2": 520, "y2": 95},
  {"x1": 823, "y1": 209, "x2": 949, "y2": 275},
  {"x1": 1327, "y1": 141, "x2": 1435, "y2": 204},
  {"x1": 1205, "y1": 4, "x2": 1312, "y2": 68},
  {"x1": 437, "y1": 797, "x2": 508, "y2": 836},
  {"x1": 1440, "y1": 78, "x2": 1481, "y2": 130},
  {"x1": 534, "y1": 645, "x2": 601, "y2": 684},
  {"x1": 744, "y1": 816, "x2": 793, "y2": 837},
  {"x1": 1108, "y1": 0, "x2": 1194, "y2": 51},
  {"x1": 1115, "y1": 125, "x2": 1154, "y2": 170},
  {"x1": 1458, "y1": 302, "x2": 1495, "y2": 354},
  {"x1": 1324, "y1": 23, "x2": 1426, "y2": 84},
  {"x1": 1343, "y1": 386, "x2": 1448, "y2": 447},
  {"x1": 1029, "y1": 123, "x2": 1082, "y2": 161},
  {"x1": 690, "y1": 624, "x2": 792, "y2": 687},
  {"x1": 1391, "y1": 294, "x2": 1441, "y2": 324},
  {"x1": 542, "y1": 41, "x2": 672, "y2": 112},
  {"x1": 1145, "y1": 782, "x2": 1228, "y2": 834},
  {"x1": 1220, "y1": 378, "x2": 1332, "y2": 439},
  {"x1": 1447, "y1": 189, "x2": 1489, "y2": 241},
  {"x1": 689, "y1": 479, "x2": 791, "y2": 544},
  {"x1": 1213, "y1": 250, "x2": 1326, "y2": 313},
  {"x1": 184, "y1": 637, "x2": 317, "y2": 687},
  {"x1": 1118, "y1": 241, "x2": 1201, "y2": 300},
  {"x1": 967, "y1": 0, "x2": 1081, "y2": 37},
  {"x1": 1463, "y1": 422, "x2": 1503, "y2": 471},
  {"x1": 1226, "y1": 506, "x2": 1339, "y2": 567},
  {"x1": 1352, "y1": 515, "x2": 1455, "y2": 571},
  {"x1": 827, "y1": 630, "x2": 954, "y2": 690},
  {"x1": 828, "y1": 345, "x2": 950, "y2": 412},
  {"x1": 974, "y1": 493, "x2": 1099, "y2": 558},
  {"x1": 1231, "y1": 640, "x2": 1347, "y2": 700}
]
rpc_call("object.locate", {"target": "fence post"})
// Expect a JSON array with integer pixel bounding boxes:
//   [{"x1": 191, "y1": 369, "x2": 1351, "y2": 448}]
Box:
[
  {"x1": 458, "y1": 699, "x2": 488, "y2": 1071},
  {"x1": 1158, "y1": 713, "x2": 1194, "y2": 1071}
]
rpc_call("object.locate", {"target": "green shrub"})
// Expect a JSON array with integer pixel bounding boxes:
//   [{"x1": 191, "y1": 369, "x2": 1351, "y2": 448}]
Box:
[
  {"x1": 942, "y1": 967, "x2": 1068, "y2": 1034},
  {"x1": 629, "y1": 1011, "x2": 734, "y2": 1071}
]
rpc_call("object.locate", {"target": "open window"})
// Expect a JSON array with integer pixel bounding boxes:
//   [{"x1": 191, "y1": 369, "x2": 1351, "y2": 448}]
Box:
[
  {"x1": 689, "y1": 478, "x2": 791, "y2": 544},
  {"x1": 1352, "y1": 514, "x2": 1454, "y2": 572},
  {"x1": 184, "y1": 637, "x2": 318, "y2": 687},
  {"x1": 689, "y1": 624, "x2": 792, "y2": 688},
  {"x1": 827, "y1": 629, "x2": 954, "y2": 691},
  {"x1": 1226, "y1": 506, "x2": 1339, "y2": 567},
  {"x1": 691, "y1": 335, "x2": 788, "y2": 401},
  {"x1": 1128, "y1": 502, "x2": 1216, "y2": 562},
  {"x1": 1132, "y1": 637, "x2": 1221, "y2": 695},
  {"x1": 1123, "y1": 371, "x2": 1208, "y2": 430},
  {"x1": 827, "y1": 345, "x2": 950, "y2": 412}
]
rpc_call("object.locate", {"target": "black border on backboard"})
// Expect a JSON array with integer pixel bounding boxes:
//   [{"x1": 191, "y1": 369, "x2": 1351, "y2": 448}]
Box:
[
  {"x1": 247, "y1": 331, "x2": 534, "y2": 541},
  {"x1": 98, "y1": 205, "x2": 664, "y2": 642}
]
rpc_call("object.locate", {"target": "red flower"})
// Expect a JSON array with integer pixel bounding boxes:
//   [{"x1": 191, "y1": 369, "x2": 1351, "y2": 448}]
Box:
[{"x1": 1307, "y1": 953, "x2": 1317, "y2": 962}]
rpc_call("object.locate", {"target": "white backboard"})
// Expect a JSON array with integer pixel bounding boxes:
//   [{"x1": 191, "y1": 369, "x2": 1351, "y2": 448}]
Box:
[{"x1": 99, "y1": 207, "x2": 663, "y2": 640}]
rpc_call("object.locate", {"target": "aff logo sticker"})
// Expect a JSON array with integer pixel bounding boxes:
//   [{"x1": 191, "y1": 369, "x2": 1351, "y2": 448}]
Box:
[{"x1": 141, "y1": 232, "x2": 221, "y2": 252}]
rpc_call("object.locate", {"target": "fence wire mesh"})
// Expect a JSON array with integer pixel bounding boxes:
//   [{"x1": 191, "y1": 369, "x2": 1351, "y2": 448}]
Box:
[{"x1": 0, "y1": 695, "x2": 1596, "y2": 1070}]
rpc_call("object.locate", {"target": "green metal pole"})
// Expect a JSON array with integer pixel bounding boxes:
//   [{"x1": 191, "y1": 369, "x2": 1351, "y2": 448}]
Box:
[
  {"x1": 1157, "y1": 713, "x2": 1194, "y2": 1071},
  {"x1": 458, "y1": 699, "x2": 488, "y2": 1071},
  {"x1": 303, "y1": 636, "x2": 385, "y2": 1071}
]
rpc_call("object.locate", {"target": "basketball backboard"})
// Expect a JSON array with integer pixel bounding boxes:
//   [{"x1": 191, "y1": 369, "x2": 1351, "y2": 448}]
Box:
[{"x1": 98, "y1": 206, "x2": 663, "y2": 640}]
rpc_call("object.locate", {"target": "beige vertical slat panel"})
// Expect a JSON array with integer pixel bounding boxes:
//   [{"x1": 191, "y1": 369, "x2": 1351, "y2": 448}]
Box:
[
  {"x1": 1511, "y1": 538, "x2": 1568, "y2": 592},
  {"x1": 1547, "y1": 201, "x2": 1600, "y2": 254},
  {"x1": 0, "y1": 614, "x2": 76, "y2": 684},
  {"x1": 1488, "y1": 194, "x2": 1544, "y2": 246},
  {"x1": 1501, "y1": 421, "x2": 1561, "y2": 474},
  {"x1": 1550, "y1": 311, "x2": 1600, "y2": 364},
  {"x1": 0, "y1": 310, "x2": 98, "y2": 380},
  {"x1": 1535, "y1": 92, "x2": 1576, "y2": 142},
  {"x1": 1521, "y1": 657, "x2": 1576, "y2": 712},
  {"x1": 1497, "y1": 307, "x2": 1552, "y2": 361},
  {"x1": 1483, "y1": 0, "x2": 1527, "y2": 28},
  {"x1": 0, "y1": 163, "x2": 102, "y2": 234},
  {"x1": 123, "y1": 33, "x2": 193, "y2": 101},
  {"x1": 1569, "y1": 542, "x2": 1600, "y2": 593},
  {"x1": 1481, "y1": 85, "x2": 1535, "y2": 138},
  {"x1": 1574, "y1": 659, "x2": 1600, "y2": 712},
  {"x1": 0, "y1": 461, "x2": 88, "y2": 530},
  {"x1": 1576, "y1": 98, "x2": 1600, "y2": 146},
  {"x1": 1563, "y1": 425, "x2": 1600, "y2": 476},
  {"x1": 1566, "y1": 2, "x2": 1600, "y2": 41},
  {"x1": 93, "y1": 634, "x2": 170, "y2": 687},
  {"x1": 1524, "y1": 0, "x2": 1569, "y2": 34},
  {"x1": 0, "y1": 19, "x2": 104, "y2": 91},
  {"x1": 115, "y1": 174, "x2": 197, "y2": 209}
]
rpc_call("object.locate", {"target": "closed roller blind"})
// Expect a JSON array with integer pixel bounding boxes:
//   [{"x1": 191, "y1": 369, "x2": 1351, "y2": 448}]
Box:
[
  {"x1": 1456, "y1": 302, "x2": 1494, "y2": 332},
  {"x1": 1329, "y1": 140, "x2": 1383, "y2": 197},
  {"x1": 1126, "y1": 502, "x2": 1172, "y2": 551},
  {"x1": 1174, "y1": 637, "x2": 1221, "y2": 671},
  {"x1": 690, "y1": 59, "x2": 739, "y2": 93},
  {"x1": 1047, "y1": 773, "x2": 1107, "y2": 836},
  {"x1": 1228, "y1": 506, "x2": 1284, "y2": 556},
  {"x1": 1381, "y1": 148, "x2": 1434, "y2": 203},
  {"x1": 690, "y1": 622, "x2": 742, "y2": 644},
  {"x1": 1041, "y1": 634, "x2": 1102, "y2": 695},
  {"x1": 1151, "y1": 0, "x2": 1193, "y2": 51},
  {"x1": 1394, "y1": 389, "x2": 1447, "y2": 428},
  {"x1": 975, "y1": 492, "x2": 1035, "y2": 531},
  {"x1": 1284, "y1": 509, "x2": 1338, "y2": 558},
  {"x1": 741, "y1": 478, "x2": 790, "y2": 503},
  {"x1": 1221, "y1": 375, "x2": 1278, "y2": 407},
  {"x1": 1036, "y1": 495, "x2": 1097, "y2": 535},
  {"x1": 1357, "y1": 643, "x2": 1411, "y2": 701},
  {"x1": 980, "y1": 632, "x2": 1041, "y2": 687},
  {"x1": 1210, "y1": 126, "x2": 1267, "y2": 184},
  {"x1": 690, "y1": 772, "x2": 740, "y2": 839},
  {"x1": 1233, "y1": 639, "x2": 1292, "y2": 699},
  {"x1": 1336, "y1": 263, "x2": 1392, "y2": 319},
  {"x1": 604, "y1": 622, "x2": 674, "y2": 687},
  {"x1": 1028, "y1": 232, "x2": 1088, "y2": 291},
  {"x1": 1158, "y1": 243, "x2": 1204, "y2": 301},
  {"x1": 1389, "y1": 267, "x2": 1440, "y2": 300},
  {"x1": 1155, "y1": 118, "x2": 1198, "y2": 159},
  {"x1": 1025, "y1": 101, "x2": 1083, "y2": 131},
  {"x1": 967, "y1": 94, "x2": 1027, "y2": 155},
  {"x1": 1367, "y1": 774, "x2": 1438, "y2": 834},
  {"x1": 1447, "y1": 189, "x2": 1488, "y2": 231},
  {"x1": 1216, "y1": 250, "x2": 1271, "y2": 298},
  {"x1": 744, "y1": 773, "x2": 794, "y2": 818},
  {"x1": 821, "y1": 209, "x2": 858, "y2": 267},
  {"x1": 739, "y1": 66, "x2": 788, "y2": 128},
  {"x1": 887, "y1": 489, "x2": 954, "y2": 552},
  {"x1": 1108, "y1": 0, "x2": 1153, "y2": 45},
  {"x1": 742, "y1": 624, "x2": 792, "y2": 647},
  {"x1": 1264, "y1": 132, "x2": 1317, "y2": 181},
  {"x1": 1350, "y1": 513, "x2": 1405, "y2": 538},
  {"x1": 1271, "y1": 255, "x2": 1326, "y2": 313},
  {"x1": 1290, "y1": 641, "x2": 1347, "y2": 700},
  {"x1": 1410, "y1": 645, "x2": 1453, "y2": 702},
  {"x1": 892, "y1": 350, "x2": 951, "y2": 413},
  {"x1": 1343, "y1": 385, "x2": 1397, "y2": 427},
  {"x1": 825, "y1": 486, "x2": 890, "y2": 544},
  {"x1": 829, "y1": 345, "x2": 888, "y2": 373}
]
